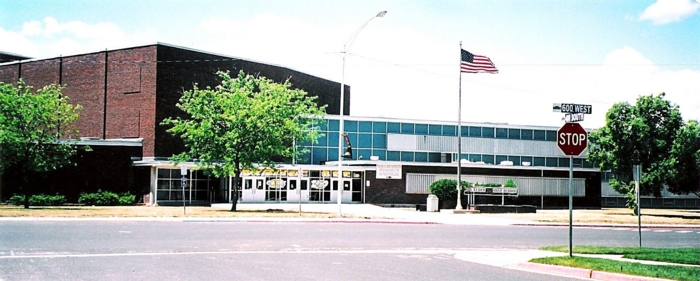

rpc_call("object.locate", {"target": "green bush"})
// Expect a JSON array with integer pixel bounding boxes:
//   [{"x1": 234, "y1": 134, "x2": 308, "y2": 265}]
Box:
[
  {"x1": 429, "y1": 179, "x2": 472, "y2": 200},
  {"x1": 504, "y1": 178, "x2": 517, "y2": 188},
  {"x1": 474, "y1": 182, "x2": 502, "y2": 187},
  {"x1": 78, "y1": 190, "x2": 135, "y2": 206},
  {"x1": 118, "y1": 193, "x2": 136, "y2": 206},
  {"x1": 5, "y1": 194, "x2": 65, "y2": 206},
  {"x1": 78, "y1": 190, "x2": 119, "y2": 206}
]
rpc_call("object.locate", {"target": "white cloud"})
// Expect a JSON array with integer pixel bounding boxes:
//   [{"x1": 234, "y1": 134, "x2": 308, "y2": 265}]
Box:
[
  {"x1": 640, "y1": 0, "x2": 700, "y2": 25},
  {"x1": 1, "y1": 17, "x2": 158, "y2": 58}
]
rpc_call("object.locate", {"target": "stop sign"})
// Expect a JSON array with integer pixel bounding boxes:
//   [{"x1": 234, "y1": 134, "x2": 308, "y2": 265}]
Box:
[{"x1": 557, "y1": 123, "x2": 588, "y2": 156}]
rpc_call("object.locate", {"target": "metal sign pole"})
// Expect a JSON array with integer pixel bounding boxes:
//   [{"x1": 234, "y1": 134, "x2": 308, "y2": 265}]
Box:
[
  {"x1": 633, "y1": 165, "x2": 642, "y2": 247},
  {"x1": 568, "y1": 155, "x2": 573, "y2": 257},
  {"x1": 181, "y1": 165, "x2": 187, "y2": 216}
]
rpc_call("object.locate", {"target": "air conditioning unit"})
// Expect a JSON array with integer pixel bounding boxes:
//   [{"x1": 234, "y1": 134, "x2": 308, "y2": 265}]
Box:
[
  {"x1": 499, "y1": 160, "x2": 514, "y2": 166},
  {"x1": 522, "y1": 161, "x2": 531, "y2": 166}
]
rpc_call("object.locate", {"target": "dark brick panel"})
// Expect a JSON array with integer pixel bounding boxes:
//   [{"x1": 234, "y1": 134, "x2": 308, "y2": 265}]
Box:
[
  {"x1": 20, "y1": 59, "x2": 60, "y2": 89},
  {"x1": 0, "y1": 64, "x2": 19, "y2": 83},
  {"x1": 62, "y1": 53, "x2": 107, "y2": 139}
]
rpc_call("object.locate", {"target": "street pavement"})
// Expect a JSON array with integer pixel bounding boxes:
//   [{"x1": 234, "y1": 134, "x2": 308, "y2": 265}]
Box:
[{"x1": 2, "y1": 203, "x2": 698, "y2": 281}]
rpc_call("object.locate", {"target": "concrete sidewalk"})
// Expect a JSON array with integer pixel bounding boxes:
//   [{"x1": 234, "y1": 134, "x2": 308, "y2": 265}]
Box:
[{"x1": 212, "y1": 203, "x2": 700, "y2": 229}]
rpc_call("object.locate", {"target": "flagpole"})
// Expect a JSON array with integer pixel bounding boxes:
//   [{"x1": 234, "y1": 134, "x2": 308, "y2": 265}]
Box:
[{"x1": 456, "y1": 41, "x2": 463, "y2": 210}]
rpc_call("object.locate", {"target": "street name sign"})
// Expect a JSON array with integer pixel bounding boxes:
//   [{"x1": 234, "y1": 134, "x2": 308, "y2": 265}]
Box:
[{"x1": 553, "y1": 103, "x2": 592, "y2": 114}]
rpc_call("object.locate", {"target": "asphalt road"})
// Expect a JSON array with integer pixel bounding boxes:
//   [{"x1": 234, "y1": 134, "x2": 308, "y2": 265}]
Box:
[{"x1": 1, "y1": 221, "x2": 697, "y2": 281}]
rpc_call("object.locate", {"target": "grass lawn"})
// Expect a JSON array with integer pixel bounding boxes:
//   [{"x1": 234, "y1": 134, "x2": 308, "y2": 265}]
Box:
[
  {"x1": 541, "y1": 245, "x2": 700, "y2": 265},
  {"x1": 531, "y1": 256, "x2": 700, "y2": 281}
]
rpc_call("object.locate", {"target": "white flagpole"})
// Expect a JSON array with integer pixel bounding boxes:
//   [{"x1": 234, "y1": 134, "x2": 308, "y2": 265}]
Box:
[{"x1": 456, "y1": 42, "x2": 463, "y2": 210}]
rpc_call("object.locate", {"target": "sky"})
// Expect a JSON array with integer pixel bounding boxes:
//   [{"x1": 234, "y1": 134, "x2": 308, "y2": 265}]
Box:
[{"x1": 1, "y1": 0, "x2": 699, "y2": 129}]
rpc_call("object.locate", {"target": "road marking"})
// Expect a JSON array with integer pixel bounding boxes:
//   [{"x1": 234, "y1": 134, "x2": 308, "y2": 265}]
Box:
[
  {"x1": 118, "y1": 231, "x2": 131, "y2": 233},
  {"x1": 675, "y1": 231, "x2": 692, "y2": 233},
  {"x1": 0, "y1": 249, "x2": 465, "y2": 260},
  {"x1": 652, "y1": 230, "x2": 671, "y2": 232}
]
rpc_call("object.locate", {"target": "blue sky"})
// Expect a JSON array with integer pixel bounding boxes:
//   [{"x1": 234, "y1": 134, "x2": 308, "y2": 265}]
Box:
[{"x1": 1, "y1": 0, "x2": 699, "y2": 128}]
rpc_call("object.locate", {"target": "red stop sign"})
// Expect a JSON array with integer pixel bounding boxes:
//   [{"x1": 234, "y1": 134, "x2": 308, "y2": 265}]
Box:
[{"x1": 557, "y1": 123, "x2": 588, "y2": 156}]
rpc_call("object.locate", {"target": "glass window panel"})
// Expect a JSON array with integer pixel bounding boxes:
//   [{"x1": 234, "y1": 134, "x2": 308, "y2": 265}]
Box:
[
  {"x1": 583, "y1": 159, "x2": 594, "y2": 168},
  {"x1": 508, "y1": 129, "x2": 521, "y2": 140},
  {"x1": 373, "y1": 122, "x2": 386, "y2": 133},
  {"x1": 327, "y1": 132, "x2": 339, "y2": 148},
  {"x1": 469, "y1": 154, "x2": 481, "y2": 162},
  {"x1": 312, "y1": 148, "x2": 326, "y2": 164},
  {"x1": 346, "y1": 133, "x2": 358, "y2": 149},
  {"x1": 387, "y1": 122, "x2": 400, "y2": 133},
  {"x1": 482, "y1": 127, "x2": 495, "y2": 138},
  {"x1": 521, "y1": 129, "x2": 533, "y2": 140},
  {"x1": 317, "y1": 120, "x2": 328, "y2": 131},
  {"x1": 508, "y1": 156, "x2": 521, "y2": 166},
  {"x1": 414, "y1": 152, "x2": 428, "y2": 162},
  {"x1": 482, "y1": 155, "x2": 495, "y2": 164},
  {"x1": 387, "y1": 151, "x2": 400, "y2": 161},
  {"x1": 400, "y1": 151, "x2": 414, "y2": 162},
  {"x1": 534, "y1": 130, "x2": 546, "y2": 141},
  {"x1": 358, "y1": 133, "x2": 372, "y2": 148},
  {"x1": 316, "y1": 133, "x2": 327, "y2": 147},
  {"x1": 443, "y1": 125, "x2": 456, "y2": 136},
  {"x1": 429, "y1": 152, "x2": 441, "y2": 162},
  {"x1": 546, "y1": 130, "x2": 557, "y2": 141},
  {"x1": 573, "y1": 158, "x2": 583, "y2": 168},
  {"x1": 401, "y1": 123, "x2": 415, "y2": 134},
  {"x1": 533, "y1": 157, "x2": 545, "y2": 166},
  {"x1": 469, "y1": 126, "x2": 482, "y2": 137},
  {"x1": 461, "y1": 126, "x2": 469, "y2": 137},
  {"x1": 359, "y1": 121, "x2": 372, "y2": 132},
  {"x1": 496, "y1": 128, "x2": 508, "y2": 139},
  {"x1": 559, "y1": 158, "x2": 570, "y2": 167},
  {"x1": 372, "y1": 134, "x2": 386, "y2": 149},
  {"x1": 415, "y1": 124, "x2": 428, "y2": 134},
  {"x1": 496, "y1": 155, "x2": 508, "y2": 165},
  {"x1": 344, "y1": 120, "x2": 358, "y2": 132},
  {"x1": 372, "y1": 149, "x2": 386, "y2": 160},
  {"x1": 297, "y1": 150, "x2": 311, "y2": 164},
  {"x1": 428, "y1": 125, "x2": 441, "y2": 135},
  {"x1": 300, "y1": 180, "x2": 308, "y2": 190},
  {"x1": 546, "y1": 157, "x2": 558, "y2": 167},
  {"x1": 328, "y1": 119, "x2": 339, "y2": 131},
  {"x1": 327, "y1": 148, "x2": 339, "y2": 161},
  {"x1": 358, "y1": 149, "x2": 371, "y2": 160},
  {"x1": 157, "y1": 169, "x2": 170, "y2": 179}
]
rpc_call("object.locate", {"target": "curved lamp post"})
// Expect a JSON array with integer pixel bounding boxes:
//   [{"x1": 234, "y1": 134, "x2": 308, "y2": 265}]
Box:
[{"x1": 337, "y1": 10, "x2": 387, "y2": 217}]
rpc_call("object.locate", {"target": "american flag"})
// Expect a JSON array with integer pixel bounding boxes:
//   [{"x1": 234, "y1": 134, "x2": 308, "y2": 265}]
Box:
[{"x1": 461, "y1": 49, "x2": 498, "y2": 74}]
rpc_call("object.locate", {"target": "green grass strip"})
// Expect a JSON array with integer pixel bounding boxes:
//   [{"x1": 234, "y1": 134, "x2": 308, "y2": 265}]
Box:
[
  {"x1": 531, "y1": 256, "x2": 700, "y2": 281},
  {"x1": 540, "y1": 245, "x2": 700, "y2": 265}
]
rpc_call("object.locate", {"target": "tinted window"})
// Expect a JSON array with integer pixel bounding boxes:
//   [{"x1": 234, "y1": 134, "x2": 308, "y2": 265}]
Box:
[
  {"x1": 546, "y1": 130, "x2": 557, "y2": 141},
  {"x1": 482, "y1": 155, "x2": 495, "y2": 164},
  {"x1": 415, "y1": 124, "x2": 428, "y2": 134},
  {"x1": 534, "y1": 130, "x2": 546, "y2": 141},
  {"x1": 373, "y1": 122, "x2": 386, "y2": 133},
  {"x1": 387, "y1": 151, "x2": 400, "y2": 161},
  {"x1": 443, "y1": 125, "x2": 456, "y2": 136},
  {"x1": 496, "y1": 128, "x2": 508, "y2": 139},
  {"x1": 372, "y1": 134, "x2": 386, "y2": 148},
  {"x1": 358, "y1": 133, "x2": 372, "y2": 148},
  {"x1": 508, "y1": 129, "x2": 521, "y2": 140},
  {"x1": 387, "y1": 122, "x2": 400, "y2": 133},
  {"x1": 469, "y1": 126, "x2": 482, "y2": 137},
  {"x1": 328, "y1": 120, "x2": 339, "y2": 131},
  {"x1": 401, "y1": 123, "x2": 414, "y2": 134},
  {"x1": 400, "y1": 151, "x2": 414, "y2": 162},
  {"x1": 428, "y1": 125, "x2": 441, "y2": 135},
  {"x1": 344, "y1": 120, "x2": 358, "y2": 132},
  {"x1": 521, "y1": 129, "x2": 533, "y2": 140},
  {"x1": 359, "y1": 121, "x2": 372, "y2": 132},
  {"x1": 415, "y1": 152, "x2": 428, "y2": 162},
  {"x1": 482, "y1": 127, "x2": 495, "y2": 138}
]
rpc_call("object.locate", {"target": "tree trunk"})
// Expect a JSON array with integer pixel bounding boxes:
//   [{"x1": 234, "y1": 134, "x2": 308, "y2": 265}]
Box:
[{"x1": 230, "y1": 169, "x2": 241, "y2": 212}]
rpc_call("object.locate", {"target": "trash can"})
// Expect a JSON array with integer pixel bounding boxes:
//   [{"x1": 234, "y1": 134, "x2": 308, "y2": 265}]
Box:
[{"x1": 426, "y1": 194, "x2": 439, "y2": 212}]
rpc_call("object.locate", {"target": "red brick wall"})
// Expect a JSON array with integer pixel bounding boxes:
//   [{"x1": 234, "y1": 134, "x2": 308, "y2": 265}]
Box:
[
  {"x1": 21, "y1": 59, "x2": 60, "y2": 89},
  {"x1": 62, "y1": 53, "x2": 107, "y2": 139},
  {"x1": 105, "y1": 46, "x2": 157, "y2": 156},
  {"x1": 0, "y1": 64, "x2": 19, "y2": 83}
]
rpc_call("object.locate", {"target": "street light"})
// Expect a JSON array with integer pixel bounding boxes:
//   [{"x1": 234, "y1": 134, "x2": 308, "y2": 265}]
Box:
[{"x1": 337, "y1": 10, "x2": 387, "y2": 217}]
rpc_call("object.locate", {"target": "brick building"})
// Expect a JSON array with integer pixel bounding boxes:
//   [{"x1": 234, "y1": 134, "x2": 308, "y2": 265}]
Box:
[{"x1": 0, "y1": 43, "x2": 348, "y2": 202}]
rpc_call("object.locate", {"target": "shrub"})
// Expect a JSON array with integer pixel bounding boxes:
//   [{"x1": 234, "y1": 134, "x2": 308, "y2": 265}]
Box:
[
  {"x1": 118, "y1": 193, "x2": 136, "y2": 206},
  {"x1": 504, "y1": 178, "x2": 517, "y2": 188},
  {"x1": 78, "y1": 190, "x2": 119, "y2": 206},
  {"x1": 6, "y1": 194, "x2": 25, "y2": 206},
  {"x1": 5, "y1": 194, "x2": 66, "y2": 206},
  {"x1": 474, "y1": 182, "x2": 502, "y2": 187},
  {"x1": 429, "y1": 179, "x2": 472, "y2": 200}
]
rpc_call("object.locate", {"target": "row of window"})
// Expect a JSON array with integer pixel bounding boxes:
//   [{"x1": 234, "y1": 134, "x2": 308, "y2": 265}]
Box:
[
  {"x1": 321, "y1": 120, "x2": 561, "y2": 141},
  {"x1": 299, "y1": 148, "x2": 593, "y2": 169}
]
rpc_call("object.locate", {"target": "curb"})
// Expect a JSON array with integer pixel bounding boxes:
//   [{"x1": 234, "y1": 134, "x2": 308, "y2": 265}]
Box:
[
  {"x1": 513, "y1": 223, "x2": 700, "y2": 229},
  {"x1": 516, "y1": 262, "x2": 674, "y2": 281},
  {"x1": 0, "y1": 217, "x2": 440, "y2": 224}
]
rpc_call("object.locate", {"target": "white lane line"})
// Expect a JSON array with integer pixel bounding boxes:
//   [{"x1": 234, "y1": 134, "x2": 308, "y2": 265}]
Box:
[
  {"x1": 118, "y1": 231, "x2": 131, "y2": 233},
  {"x1": 0, "y1": 249, "x2": 463, "y2": 260},
  {"x1": 653, "y1": 230, "x2": 672, "y2": 232},
  {"x1": 675, "y1": 231, "x2": 692, "y2": 233}
]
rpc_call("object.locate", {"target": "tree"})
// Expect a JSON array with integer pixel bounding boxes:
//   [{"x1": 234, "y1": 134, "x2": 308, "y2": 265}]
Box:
[
  {"x1": 587, "y1": 93, "x2": 700, "y2": 210},
  {"x1": 428, "y1": 179, "x2": 472, "y2": 200},
  {"x1": 0, "y1": 81, "x2": 83, "y2": 208},
  {"x1": 666, "y1": 120, "x2": 700, "y2": 198},
  {"x1": 162, "y1": 71, "x2": 326, "y2": 211}
]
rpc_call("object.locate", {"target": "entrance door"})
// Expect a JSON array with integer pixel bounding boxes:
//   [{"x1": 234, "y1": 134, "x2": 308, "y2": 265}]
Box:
[
  {"x1": 331, "y1": 179, "x2": 352, "y2": 203},
  {"x1": 287, "y1": 178, "x2": 309, "y2": 202},
  {"x1": 265, "y1": 177, "x2": 287, "y2": 202},
  {"x1": 241, "y1": 177, "x2": 265, "y2": 203}
]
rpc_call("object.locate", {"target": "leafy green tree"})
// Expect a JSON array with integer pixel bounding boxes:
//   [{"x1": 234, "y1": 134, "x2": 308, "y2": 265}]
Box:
[
  {"x1": 0, "y1": 81, "x2": 82, "y2": 208},
  {"x1": 666, "y1": 120, "x2": 700, "y2": 198},
  {"x1": 587, "y1": 93, "x2": 699, "y2": 210},
  {"x1": 162, "y1": 71, "x2": 326, "y2": 211},
  {"x1": 429, "y1": 179, "x2": 472, "y2": 200}
]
